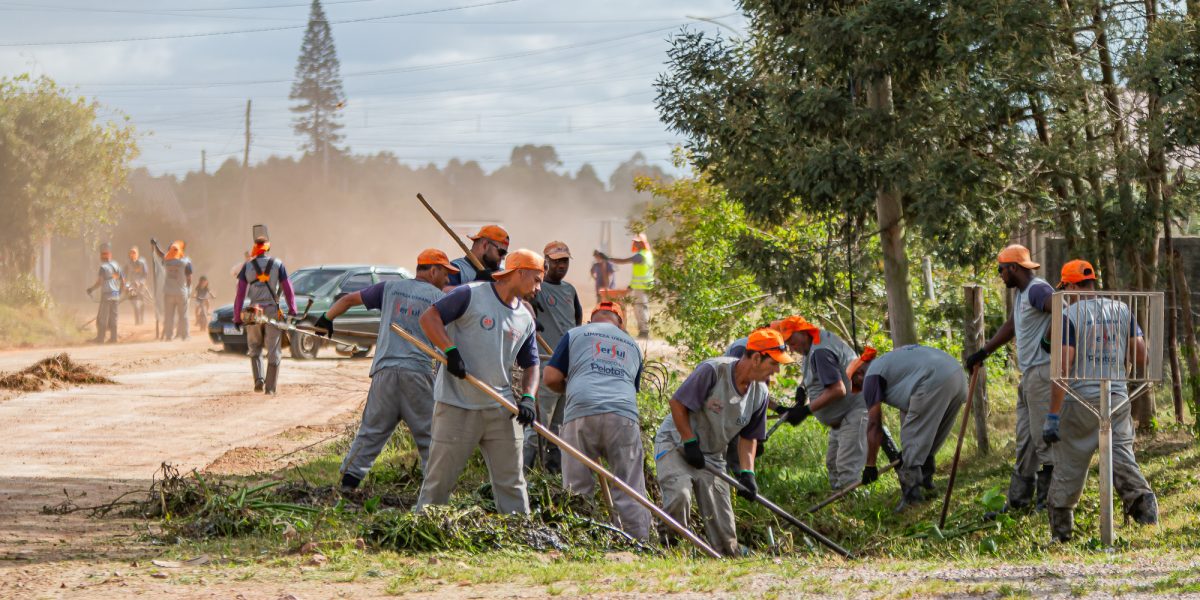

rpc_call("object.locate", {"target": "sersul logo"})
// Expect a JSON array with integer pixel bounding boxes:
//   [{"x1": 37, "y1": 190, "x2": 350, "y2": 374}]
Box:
[
  {"x1": 593, "y1": 341, "x2": 627, "y2": 360},
  {"x1": 480, "y1": 315, "x2": 496, "y2": 331}
]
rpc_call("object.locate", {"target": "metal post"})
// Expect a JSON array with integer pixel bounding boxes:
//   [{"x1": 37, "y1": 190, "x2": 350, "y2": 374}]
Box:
[{"x1": 1099, "y1": 379, "x2": 1114, "y2": 546}]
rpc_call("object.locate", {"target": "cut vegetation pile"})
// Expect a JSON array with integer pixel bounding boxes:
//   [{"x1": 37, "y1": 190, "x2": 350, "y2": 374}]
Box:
[{"x1": 0, "y1": 353, "x2": 114, "y2": 391}]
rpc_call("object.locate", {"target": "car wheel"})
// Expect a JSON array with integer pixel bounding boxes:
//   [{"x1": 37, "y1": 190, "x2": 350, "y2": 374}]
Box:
[
  {"x1": 290, "y1": 332, "x2": 321, "y2": 359},
  {"x1": 223, "y1": 343, "x2": 248, "y2": 354}
]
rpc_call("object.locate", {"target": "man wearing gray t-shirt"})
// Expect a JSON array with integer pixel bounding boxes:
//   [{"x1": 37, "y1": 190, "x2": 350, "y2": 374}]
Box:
[
  {"x1": 523, "y1": 241, "x2": 583, "y2": 473},
  {"x1": 862, "y1": 345, "x2": 967, "y2": 511},
  {"x1": 1043, "y1": 259, "x2": 1156, "y2": 542},
  {"x1": 653, "y1": 328, "x2": 790, "y2": 556},
  {"x1": 315, "y1": 249, "x2": 457, "y2": 493},
  {"x1": 415, "y1": 249, "x2": 544, "y2": 515},
  {"x1": 543, "y1": 301, "x2": 649, "y2": 541},
  {"x1": 965, "y1": 244, "x2": 1056, "y2": 511}
]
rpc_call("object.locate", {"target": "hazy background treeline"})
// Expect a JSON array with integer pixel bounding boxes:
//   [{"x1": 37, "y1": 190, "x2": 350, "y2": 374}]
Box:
[{"x1": 49, "y1": 144, "x2": 669, "y2": 304}]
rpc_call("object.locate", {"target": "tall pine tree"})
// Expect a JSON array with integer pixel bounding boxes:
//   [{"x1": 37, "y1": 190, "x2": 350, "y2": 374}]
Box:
[{"x1": 290, "y1": 0, "x2": 345, "y2": 167}]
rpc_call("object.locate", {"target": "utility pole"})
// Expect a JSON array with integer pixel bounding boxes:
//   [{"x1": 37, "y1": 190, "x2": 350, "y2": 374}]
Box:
[
  {"x1": 201, "y1": 149, "x2": 208, "y2": 208},
  {"x1": 241, "y1": 99, "x2": 252, "y2": 235}
]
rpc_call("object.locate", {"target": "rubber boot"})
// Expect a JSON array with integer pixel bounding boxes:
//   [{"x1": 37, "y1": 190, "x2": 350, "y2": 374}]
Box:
[
  {"x1": 1034, "y1": 465, "x2": 1053, "y2": 511},
  {"x1": 921, "y1": 455, "x2": 936, "y2": 490},
  {"x1": 1127, "y1": 492, "x2": 1159, "y2": 525},
  {"x1": 251, "y1": 359, "x2": 263, "y2": 392},
  {"x1": 340, "y1": 472, "x2": 361, "y2": 494},
  {"x1": 1048, "y1": 507, "x2": 1074, "y2": 542},
  {"x1": 264, "y1": 363, "x2": 278, "y2": 395},
  {"x1": 894, "y1": 483, "x2": 925, "y2": 513},
  {"x1": 1006, "y1": 473, "x2": 1035, "y2": 511}
]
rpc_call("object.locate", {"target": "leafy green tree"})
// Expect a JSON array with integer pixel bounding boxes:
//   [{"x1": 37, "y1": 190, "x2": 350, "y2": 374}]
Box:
[
  {"x1": 290, "y1": 0, "x2": 346, "y2": 163},
  {"x1": 655, "y1": 1, "x2": 1057, "y2": 346},
  {"x1": 0, "y1": 75, "x2": 137, "y2": 275}
]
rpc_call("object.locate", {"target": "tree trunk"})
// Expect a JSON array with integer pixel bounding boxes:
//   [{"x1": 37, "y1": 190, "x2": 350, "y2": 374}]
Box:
[
  {"x1": 963, "y1": 285, "x2": 991, "y2": 455},
  {"x1": 1093, "y1": 3, "x2": 1139, "y2": 290},
  {"x1": 1172, "y1": 250, "x2": 1200, "y2": 426},
  {"x1": 868, "y1": 74, "x2": 918, "y2": 347},
  {"x1": 1164, "y1": 251, "x2": 1185, "y2": 423}
]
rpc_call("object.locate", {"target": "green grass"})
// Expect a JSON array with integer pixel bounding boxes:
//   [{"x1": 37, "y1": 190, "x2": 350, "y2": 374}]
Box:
[
  {"x1": 136, "y1": 372, "x2": 1200, "y2": 596},
  {"x1": 0, "y1": 302, "x2": 88, "y2": 348}
]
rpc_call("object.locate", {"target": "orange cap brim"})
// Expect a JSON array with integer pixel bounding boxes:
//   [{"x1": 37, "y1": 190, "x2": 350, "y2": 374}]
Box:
[{"x1": 763, "y1": 348, "x2": 794, "y2": 365}]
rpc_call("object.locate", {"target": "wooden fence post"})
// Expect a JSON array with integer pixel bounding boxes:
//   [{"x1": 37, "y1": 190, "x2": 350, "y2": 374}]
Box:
[{"x1": 963, "y1": 285, "x2": 990, "y2": 455}]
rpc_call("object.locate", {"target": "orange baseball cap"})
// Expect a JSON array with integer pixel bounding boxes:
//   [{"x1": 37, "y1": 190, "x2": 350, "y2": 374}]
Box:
[
  {"x1": 1057, "y1": 259, "x2": 1097, "y2": 288},
  {"x1": 544, "y1": 241, "x2": 572, "y2": 260},
  {"x1": 846, "y1": 346, "x2": 878, "y2": 380},
  {"x1": 997, "y1": 244, "x2": 1039, "y2": 270},
  {"x1": 745, "y1": 328, "x2": 795, "y2": 364},
  {"x1": 417, "y1": 248, "x2": 459, "y2": 273},
  {"x1": 591, "y1": 300, "x2": 625, "y2": 323},
  {"x1": 469, "y1": 225, "x2": 510, "y2": 247},
  {"x1": 772, "y1": 315, "x2": 820, "y2": 346},
  {"x1": 491, "y1": 249, "x2": 544, "y2": 279}
]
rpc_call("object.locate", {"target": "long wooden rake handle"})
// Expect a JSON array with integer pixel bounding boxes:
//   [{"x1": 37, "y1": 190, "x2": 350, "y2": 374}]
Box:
[
  {"x1": 938, "y1": 366, "x2": 981, "y2": 529},
  {"x1": 804, "y1": 459, "x2": 901, "y2": 514},
  {"x1": 703, "y1": 462, "x2": 854, "y2": 559},
  {"x1": 389, "y1": 322, "x2": 722, "y2": 559}
]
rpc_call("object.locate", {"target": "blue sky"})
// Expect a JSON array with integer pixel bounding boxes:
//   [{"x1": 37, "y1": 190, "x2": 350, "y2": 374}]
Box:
[{"x1": 0, "y1": 0, "x2": 745, "y2": 178}]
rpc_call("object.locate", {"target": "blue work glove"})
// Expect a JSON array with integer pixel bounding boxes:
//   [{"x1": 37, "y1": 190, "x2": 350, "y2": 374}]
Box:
[
  {"x1": 682, "y1": 437, "x2": 705, "y2": 470},
  {"x1": 736, "y1": 470, "x2": 758, "y2": 501},
  {"x1": 1042, "y1": 414, "x2": 1061, "y2": 444}
]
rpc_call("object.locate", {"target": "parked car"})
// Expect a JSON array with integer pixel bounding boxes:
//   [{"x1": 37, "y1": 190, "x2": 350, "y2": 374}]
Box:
[{"x1": 208, "y1": 264, "x2": 411, "y2": 359}]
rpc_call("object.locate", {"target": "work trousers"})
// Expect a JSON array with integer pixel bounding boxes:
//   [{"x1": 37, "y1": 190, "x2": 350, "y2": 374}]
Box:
[
  {"x1": 416, "y1": 403, "x2": 529, "y2": 514},
  {"x1": 897, "y1": 377, "x2": 966, "y2": 490},
  {"x1": 129, "y1": 291, "x2": 145, "y2": 325},
  {"x1": 95, "y1": 298, "x2": 118, "y2": 342},
  {"x1": 1047, "y1": 398, "x2": 1152, "y2": 513},
  {"x1": 162, "y1": 294, "x2": 188, "y2": 340},
  {"x1": 1009, "y1": 363, "x2": 1054, "y2": 504},
  {"x1": 655, "y1": 447, "x2": 737, "y2": 556},
  {"x1": 522, "y1": 378, "x2": 563, "y2": 470},
  {"x1": 561, "y1": 413, "x2": 652, "y2": 541},
  {"x1": 826, "y1": 404, "x2": 869, "y2": 490},
  {"x1": 630, "y1": 288, "x2": 651, "y2": 337},
  {"x1": 340, "y1": 366, "x2": 435, "y2": 479},
  {"x1": 246, "y1": 319, "x2": 282, "y2": 368}
]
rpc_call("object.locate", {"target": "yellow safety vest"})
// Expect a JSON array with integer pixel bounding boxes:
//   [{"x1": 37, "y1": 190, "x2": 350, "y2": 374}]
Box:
[{"x1": 631, "y1": 249, "x2": 654, "y2": 290}]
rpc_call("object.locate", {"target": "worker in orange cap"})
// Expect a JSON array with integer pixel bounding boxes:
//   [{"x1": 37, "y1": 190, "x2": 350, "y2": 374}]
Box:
[
  {"x1": 964, "y1": 244, "x2": 1056, "y2": 512},
  {"x1": 316, "y1": 249, "x2": 460, "y2": 493},
  {"x1": 449, "y1": 225, "x2": 509, "y2": 286},
  {"x1": 543, "y1": 301, "x2": 650, "y2": 541},
  {"x1": 415, "y1": 249, "x2": 543, "y2": 514},
  {"x1": 1044, "y1": 259, "x2": 1156, "y2": 541},
  {"x1": 653, "y1": 328, "x2": 792, "y2": 556}
]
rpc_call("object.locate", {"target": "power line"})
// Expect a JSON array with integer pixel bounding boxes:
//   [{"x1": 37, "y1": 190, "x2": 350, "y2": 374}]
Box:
[{"x1": 0, "y1": 0, "x2": 522, "y2": 47}]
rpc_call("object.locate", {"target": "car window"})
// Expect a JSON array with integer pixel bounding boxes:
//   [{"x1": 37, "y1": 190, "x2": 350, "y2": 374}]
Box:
[
  {"x1": 291, "y1": 269, "x2": 346, "y2": 295},
  {"x1": 340, "y1": 273, "x2": 374, "y2": 294},
  {"x1": 377, "y1": 272, "x2": 408, "y2": 283}
]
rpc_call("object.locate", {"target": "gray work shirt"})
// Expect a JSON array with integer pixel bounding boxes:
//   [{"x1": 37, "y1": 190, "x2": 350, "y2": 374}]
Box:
[
  {"x1": 654, "y1": 357, "x2": 769, "y2": 461},
  {"x1": 98, "y1": 261, "x2": 123, "y2": 300},
  {"x1": 240, "y1": 256, "x2": 282, "y2": 307},
  {"x1": 1014, "y1": 277, "x2": 1054, "y2": 371},
  {"x1": 125, "y1": 258, "x2": 148, "y2": 283},
  {"x1": 863, "y1": 345, "x2": 961, "y2": 413},
  {"x1": 163, "y1": 257, "x2": 193, "y2": 297},
  {"x1": 1061, "y1": 298, "x2": 1142, "y2": 400},
  {"x1": 804, "y1": 330, "x2": 857, "y2": 426},
  {"x1": 546, "y1": 322, "x2": 643, "y2": 425},
  {"x1": 432, "y1": 283, "x2": 538, "y2": 410},
  {"x1": 358, "y1": 278, "x2": 445, "y2": 377},
  {"x1": 533, "y1": 280, "x2": 581, "y2": 349}
]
